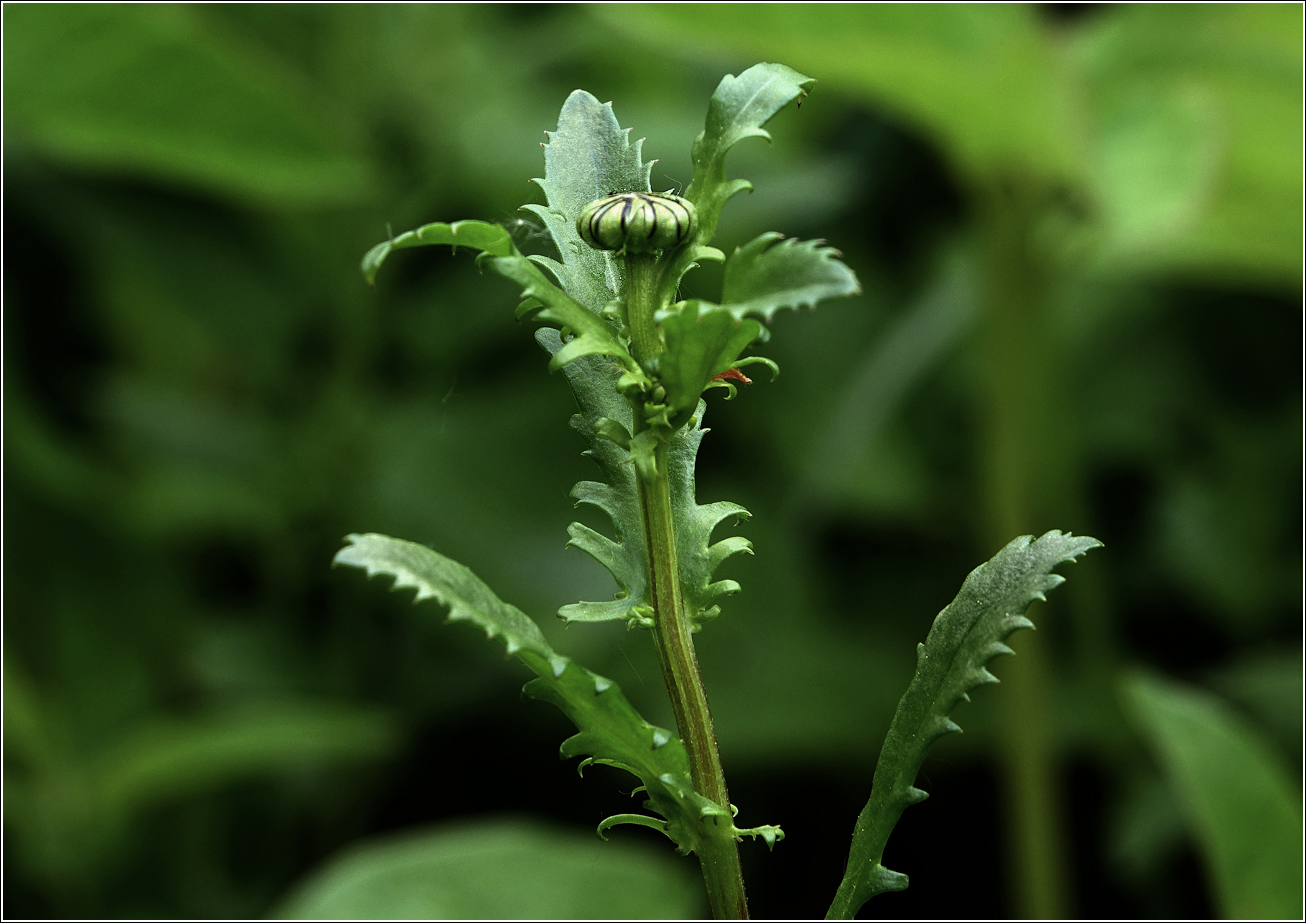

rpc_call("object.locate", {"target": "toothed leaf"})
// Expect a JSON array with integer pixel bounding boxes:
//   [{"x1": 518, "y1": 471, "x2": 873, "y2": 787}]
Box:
[
  {"x1": 828, "y1": 531, "x2": 1101, "y2": 919},
  {"x1": 666, "y1": 63, "x2": 816, "y2": 288},
  {"x1": 686, "y1": 63, "x2": 815, "y2": 244},
  {"x1": 359, "y1": 220, "x2": 638, "y2": 375},
  {"x1": 667, "y1": 408, "x2": 753, "y2": 630},
  {"x1": 361, "y1": 219, "x2": 513, "y2": 285},
  {"x1": 721, "y1": 233, "x2": 861, "y2": 322},
  {"x1": 540, "y1": 330, "x2": 753, "y2": 632},
  {"x1": 523, "y1": 90, "x2": 653, "y2": 313},
  {"x1": 656, "y1": 300, "x2": 765, "y2": 414},
  {"x1": 334, "y1": 533, "x2": 771, "y2": 858}
]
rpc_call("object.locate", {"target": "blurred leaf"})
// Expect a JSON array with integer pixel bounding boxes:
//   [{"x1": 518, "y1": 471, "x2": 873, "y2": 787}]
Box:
[
  {"x1": 1107, "y1": 772, "x2": 1187, "y2": 888},
  {"x1": 600, "y1": 5, "x2": 1080, "y2": 184},
  {"x1": 1074, "y1": 4, "x2": 1303, "y2": 281},
  {"x1": 1208, "y1": 649, "x2": 1304, "y2": 768},
  {"x1": 2, "y1": 4, "x2": 371, "y2": 204},
  {"x1": 1122, "y1": 671, "x2": 1303, "y2": 920},
  {"x1": 271, "y1": 817, "x2": 705, "y2": 919},
  {"x1": 800, "y1": 250, "x2": 976, "y2": 510},
  {"x1": 94, "y1": 703, "x2": 399, "y2": 820}
]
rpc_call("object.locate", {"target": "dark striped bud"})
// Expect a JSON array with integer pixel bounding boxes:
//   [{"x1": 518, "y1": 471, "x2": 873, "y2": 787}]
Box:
[{"x1": 576, "y1": 192, "x2": 697, "y2": 253}]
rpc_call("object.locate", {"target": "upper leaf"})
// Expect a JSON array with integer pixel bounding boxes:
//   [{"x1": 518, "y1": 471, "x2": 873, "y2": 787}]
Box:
[
  {"x1": 540, "y1": 330, "x2": 753, "y2": 632},
  {"x1": 523, "y1": 90, "x2": 654, "y2": 314},
  {"x1": 664, "y1": 63, "x2": 815, "y2": 288},
  {"x1": 828, "y1": 531, "x2": 1101, "y2": 919},
  {"x1": 360, "y1": 220, "x2": 639, "y2": 375},
  {"x1": 721, "y1": 233, "x2": 861, "y2": 322},
  {"x1": 361, "y1": 219, "x2": 514, "y2": 284},
  {"x1": 333, "y1": 533, "x2": 767, "y2": 856}
]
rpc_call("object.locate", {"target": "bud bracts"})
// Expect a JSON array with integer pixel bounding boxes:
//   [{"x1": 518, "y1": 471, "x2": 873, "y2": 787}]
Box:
[{"x1": 577, "y1": 192, "x2": 697, "y2": 253}]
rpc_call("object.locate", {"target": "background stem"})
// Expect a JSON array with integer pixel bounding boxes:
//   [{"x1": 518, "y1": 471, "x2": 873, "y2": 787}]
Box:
[{"x1": 976, "y1": 181, "x2": 1071, "y2": 919}]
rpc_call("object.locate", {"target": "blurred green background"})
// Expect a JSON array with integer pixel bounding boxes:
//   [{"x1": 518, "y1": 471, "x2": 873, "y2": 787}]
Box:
[{"x1": 4, "y1": 4, "x2": 1301, "y2": 919}]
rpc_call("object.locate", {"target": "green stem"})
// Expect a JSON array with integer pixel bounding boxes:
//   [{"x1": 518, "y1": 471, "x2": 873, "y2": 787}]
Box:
[
  {"x1": 625, "y1": 248, "x2": 748, "y2": 919},
  {"x1": 625, "y1": 252, "x2": 663, "y2": 364}
]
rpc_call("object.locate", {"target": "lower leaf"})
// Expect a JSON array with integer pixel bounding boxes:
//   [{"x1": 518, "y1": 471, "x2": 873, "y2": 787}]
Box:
[
  {"x1": 827, "y1": 531, "x2": 1100, "y2": 920},
  {"x1": 334, "y1": 533, "x2": 779, "y2": 861}
]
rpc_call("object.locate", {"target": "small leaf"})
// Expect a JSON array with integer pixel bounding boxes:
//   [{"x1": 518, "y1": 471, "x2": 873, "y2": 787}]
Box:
[
  {"x1": 271, "y1": 817, "x2": 705, "y2": 920},
  {"x1": 657, "y1": 301, "x2": 765, "y2": 415},
  {"x1": 1122, "y1": 671, "x2": 1303, "y2": 920},
  {"x1": 361, "y1": 220, "x2": 513, "y2": 284},
  {"x1": 828, "y1": 531, "x2": 1100, "y2": 919},
  {"x1": 721, "y1": 233, "x2": 861, "y2": 322},
  {"x1": 666, "y1": 408, "x2": 754, "y2": 631},
  {"x1": 665, "y1": 63, "x2": 816, "y2": 288},
  {"x1": 687, "y1": 63, "x2": 816, "y2": 242},
  {"x1": 523, "y1": 90, "x2": 653, "y2": 314},
  {"x1": 360, "y1": 221, "x2": 639, "y2": 375}
]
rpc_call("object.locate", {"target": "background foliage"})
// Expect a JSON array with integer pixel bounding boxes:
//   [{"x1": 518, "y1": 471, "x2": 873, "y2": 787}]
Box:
[{"x1": 4, "y1": 5, "x2": 1300, "y2": 919}]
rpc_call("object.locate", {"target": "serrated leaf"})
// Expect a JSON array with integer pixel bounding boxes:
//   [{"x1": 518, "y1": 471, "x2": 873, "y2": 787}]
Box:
[
  {"x1": 333, "y1": 533, "x2": 764, "y2": 858},
  {"x1": 721, "y1": 233, "x2": 861, "y2": 322},
  {"x1": 1122, "y1": 672, "x2": 1303, "y2": 920},
  {"x1": 538, "y1": 329, "x2": 650, "y2": 627},
  {"x1": 523, "y1": 90, "x2": 653, "y2": 314},
  {"x1": 360, "y1": 220, "x2": 638, "y2": 375},
  {"x1": 657, "y1": 301, "x2": 765, "y2": 415},
  {"x1": 539, "y1": 330, "x2": 753, "y2": 632},
  {"x1": 828, "y1": 531, "x2": 1100, "y2": 919},
  {"x1": 361, "y1": 220, "x2": 514, "y2": 284},
  {"x1": 666, "y1": 63, "x2": 816, "y2": 288}
]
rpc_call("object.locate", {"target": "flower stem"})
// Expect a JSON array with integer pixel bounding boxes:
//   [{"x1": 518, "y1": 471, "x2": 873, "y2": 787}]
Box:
[{"x1": 625, "y1": 247, "x2": 749, "y2": 919}]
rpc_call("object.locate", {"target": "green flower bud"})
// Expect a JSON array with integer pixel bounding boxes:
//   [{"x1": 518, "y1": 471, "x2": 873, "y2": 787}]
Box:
[{"x1": 576, "y1": 192, "x2": 697, "y2": 253}]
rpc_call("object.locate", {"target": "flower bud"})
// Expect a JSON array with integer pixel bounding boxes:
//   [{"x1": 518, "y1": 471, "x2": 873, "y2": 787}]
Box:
[{"x1": 576, "y1": 193, "x2": 697, "y2": 253}]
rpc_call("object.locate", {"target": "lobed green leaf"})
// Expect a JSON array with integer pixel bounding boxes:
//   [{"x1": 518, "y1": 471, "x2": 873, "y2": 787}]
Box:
[
  {"x1": 828, "y1": 531, "x2": 1101, "y2": 919},
  {"x1": 721, "y1": 233, "x2": 862, "y2": 323},
  {"x1": 539, "y1": 331, "x2": 754, "y2": 633},
  {"x1": 333, "y1": 533, "x2": 761, "y2": 856}
]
